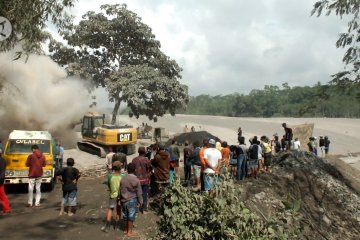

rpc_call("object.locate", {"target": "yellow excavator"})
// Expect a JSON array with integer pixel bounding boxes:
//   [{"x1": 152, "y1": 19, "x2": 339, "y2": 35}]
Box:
[{"x1": 77, "y1": 112, "x2": 137, "y2": 157}]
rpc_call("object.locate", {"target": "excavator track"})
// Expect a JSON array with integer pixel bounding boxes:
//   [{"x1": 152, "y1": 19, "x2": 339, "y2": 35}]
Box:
[
  {"x1": 77, "y1": 141, "x2": 136, "y2": 157},
  {"x1": 77, "y1": 141, "x2": 107, "y2": 158}
]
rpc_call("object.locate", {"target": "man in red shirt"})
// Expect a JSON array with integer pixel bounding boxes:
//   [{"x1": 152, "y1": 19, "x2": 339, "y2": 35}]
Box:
[
  {"x1": 132, "y1": 146, "x2": 151, "y2": 214},
  {"x1": 150, "y1": 144, "x2": 170, "y2": 196},
  {"x1": 26, "y1": 145, "x2": 46, "y2": 207}
]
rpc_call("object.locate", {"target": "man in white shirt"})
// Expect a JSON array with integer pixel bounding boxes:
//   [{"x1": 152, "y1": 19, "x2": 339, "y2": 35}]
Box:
[
  {"x1": 203, "y1": 139, "x2": 222, "y2": 192},
  {"x1": 293, "y1": 138, "x2": 301, "y2": 150},
  {"x1": 105, "y1": 148, "x2": 115, "y2": 174}
]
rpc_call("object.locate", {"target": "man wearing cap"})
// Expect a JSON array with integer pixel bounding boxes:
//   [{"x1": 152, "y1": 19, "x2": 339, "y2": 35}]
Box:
[{"x1": 203, "y1": 139, "x2": 222, "y2": 192}]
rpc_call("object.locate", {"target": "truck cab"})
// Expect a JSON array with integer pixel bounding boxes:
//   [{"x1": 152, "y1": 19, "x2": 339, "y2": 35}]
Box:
[{"x1": 2, "y1": 130, "x2": 56, "y2": 190}]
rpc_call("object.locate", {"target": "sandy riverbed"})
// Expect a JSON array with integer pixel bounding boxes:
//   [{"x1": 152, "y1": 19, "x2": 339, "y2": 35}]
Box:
[{"x1": 64, "y1": 115, "x2": 360, "y2": 171}]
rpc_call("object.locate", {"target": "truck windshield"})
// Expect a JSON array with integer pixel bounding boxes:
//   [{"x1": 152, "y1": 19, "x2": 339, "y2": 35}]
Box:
[{"x1": 6, "y1": 139, "x2": 51, "y2": 154}]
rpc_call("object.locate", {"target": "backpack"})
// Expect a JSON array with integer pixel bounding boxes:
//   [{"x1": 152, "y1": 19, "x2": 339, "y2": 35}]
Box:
[{"x1": 249, "y1": 144, "x2": 259, "y2": 160}]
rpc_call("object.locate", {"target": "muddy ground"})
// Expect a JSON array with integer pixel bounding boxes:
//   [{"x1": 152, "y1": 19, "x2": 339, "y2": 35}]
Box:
[{"x1": 0, "y1": 176, "x2": 158, "y2": 240}]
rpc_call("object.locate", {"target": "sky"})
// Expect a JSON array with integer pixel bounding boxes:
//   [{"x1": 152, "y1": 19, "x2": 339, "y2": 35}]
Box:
[{"x1": 63, "y1": 0, "x2": 348, "y2": 97}]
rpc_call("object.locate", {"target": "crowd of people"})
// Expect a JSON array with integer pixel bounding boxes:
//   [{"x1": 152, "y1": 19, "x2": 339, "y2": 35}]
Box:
[
  {"x1": 0, "y1": 122, "x2": 332, "y2": 237},
  {"x1": 307, "y1": 135, "x2": 331, "y2": 157},
  {"x1": 0, "y1": 144, "x2": 81, "y2": 217}
]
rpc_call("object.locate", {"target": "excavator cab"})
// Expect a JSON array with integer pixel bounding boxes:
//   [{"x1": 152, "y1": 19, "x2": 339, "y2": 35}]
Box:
[
  {"x1": 78, "y1": 112, "x2": 137, "y2": 157},
  {"x1": 81, "y1": 114, "x2": 105, "y2": 139}
]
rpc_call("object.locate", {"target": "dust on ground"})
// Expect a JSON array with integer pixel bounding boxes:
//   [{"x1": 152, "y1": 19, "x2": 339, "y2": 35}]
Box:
[{"x1": 0, "y1": 176, "x2": 159, "y2": 240}]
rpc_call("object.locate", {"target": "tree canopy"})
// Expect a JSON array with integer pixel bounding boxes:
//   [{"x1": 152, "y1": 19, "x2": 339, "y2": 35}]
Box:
[
  {"x1": 0, "y1": 0, "x2": 74, "y2": 55},
  {"x1": 179, "y1": 83, "x2": 360, "y2": 118},
  {"x1": 312, "y1": 0, "x2": 360, "y2": 98},
  {"x1": 49, "y1": 4, "x2": 188, "y2": 123}
]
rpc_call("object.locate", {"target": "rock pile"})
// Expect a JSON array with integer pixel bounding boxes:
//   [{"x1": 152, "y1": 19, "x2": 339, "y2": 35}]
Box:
[
  {"x1": 243, "y1": 151, "x2": 360, "y2": 239},
  {"x1": 166, "y1": 131, "x2": 219, "y2": 146},
  {"x1": 80, "y1": 165, "x2": 107, "y2": 178},
  {"x1": 274, "y1": 150, "x2": 360, "y2": 222}
]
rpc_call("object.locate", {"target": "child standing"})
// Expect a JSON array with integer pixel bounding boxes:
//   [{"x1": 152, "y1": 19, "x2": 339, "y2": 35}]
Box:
[
  {"x1": 119, "y1": 162, "x2": 143, "y2": 237},
  {"x1": 57, "y1": 158, "x2": 80, "y2": 216},
  {"x1": 101, "y1": 161, "x2": 122, "y2": 232}
]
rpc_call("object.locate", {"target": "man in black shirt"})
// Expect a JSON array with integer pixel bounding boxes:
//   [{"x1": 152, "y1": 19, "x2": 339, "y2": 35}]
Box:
[
  {"x1": 183, "y1": 141, "x2": 192, "y2": 182},
  {"x1": 282, "y1": 123, "x2": 293, "y2": 150},
  {"x1": 188, "y1": 141, "x2": 201, "y2": 191},
  {"x1": 57, "y1": 158, "x2": 80, "y2": 216}
]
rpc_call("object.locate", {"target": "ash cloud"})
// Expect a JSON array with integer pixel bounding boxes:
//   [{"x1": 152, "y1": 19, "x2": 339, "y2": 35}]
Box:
[{"x1": 0, "y1": 52, "x2": 91, "y2": 148}]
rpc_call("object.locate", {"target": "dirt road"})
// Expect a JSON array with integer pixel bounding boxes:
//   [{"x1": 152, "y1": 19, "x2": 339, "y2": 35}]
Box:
[{"x1": 0, "y1": 177, "x2": 158, "y2": 240}]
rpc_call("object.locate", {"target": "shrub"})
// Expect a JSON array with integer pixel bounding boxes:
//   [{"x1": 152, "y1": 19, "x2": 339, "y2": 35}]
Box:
[{"x1": 152, "y1": 175, "x2": 304, "y2": 240}]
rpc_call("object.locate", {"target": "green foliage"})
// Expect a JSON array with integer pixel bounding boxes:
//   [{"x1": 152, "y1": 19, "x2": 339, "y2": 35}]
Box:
[
  {"x1": 281, "y1": 195, "x2": 301, "y2": 212},
  {"x1": 152, "y1": 176, "x2": 304, "y2": 240},
  {"x1": 49, "y1": 4, "x2": 188, "y2": 123},
  {"x1": 312, "y1": 0, "x2": 360, "y2": 96},
  {"x1": 182, "y1": 83, "x2": 360, "y2": 117},
  {"x1": 0, "y1": 0, "x2": 74, "y2": 54},
  {"x1": 105, "y1": 64, "x2": 188, "y2": 121}
]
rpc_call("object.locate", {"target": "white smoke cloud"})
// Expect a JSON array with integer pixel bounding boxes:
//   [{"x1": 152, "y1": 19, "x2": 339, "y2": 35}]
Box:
[{"x1": 0, "y1": 52, "x2": 92, "y2": 148}]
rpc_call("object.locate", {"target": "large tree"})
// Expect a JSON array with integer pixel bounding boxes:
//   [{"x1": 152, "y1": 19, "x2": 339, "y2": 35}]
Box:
[
  {"x1": 0, "y1": 0, "x2": 74, "y2": 55},
  {"x1": 49, "y1": 4, "x2": 188, "y2": 123},
  {"x1": 312, "y1": 0, "x2": 360, "y2": 98}
]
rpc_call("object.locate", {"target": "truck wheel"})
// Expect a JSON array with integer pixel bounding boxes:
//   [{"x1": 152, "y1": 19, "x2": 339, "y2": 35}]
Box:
[{"x1": 43, "y1": 179, "x2": 55, "y2": 192}]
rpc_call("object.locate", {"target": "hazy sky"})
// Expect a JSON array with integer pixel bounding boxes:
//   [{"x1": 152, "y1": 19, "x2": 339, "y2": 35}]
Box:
[{"x1": 66, "y1": 0, "x2": 347, "y2": 97}]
